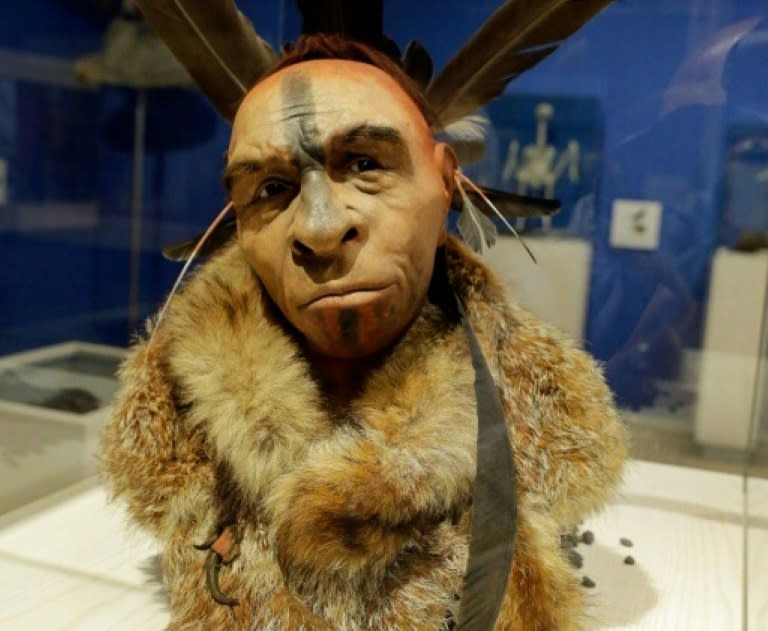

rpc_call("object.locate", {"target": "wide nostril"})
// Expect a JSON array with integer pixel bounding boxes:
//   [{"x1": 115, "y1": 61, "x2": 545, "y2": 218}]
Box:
[
  {"x1": 292, "y1": 227, "x2": 359, "y2": 258},
  {"x1": 292, "y1": 239, "x2": 313, "y2": 257}
]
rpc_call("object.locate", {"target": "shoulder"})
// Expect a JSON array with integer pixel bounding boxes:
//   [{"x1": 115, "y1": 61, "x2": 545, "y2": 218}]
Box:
[
  {"x1": 501, "y1": 302, "x2": 613, "y2": 419},
  {"x1": 443, "y1": 236, "x2": 627, "y2": 521},
  {"x1": 496, "y1": 303, "x2": 627, "y2": 523}
]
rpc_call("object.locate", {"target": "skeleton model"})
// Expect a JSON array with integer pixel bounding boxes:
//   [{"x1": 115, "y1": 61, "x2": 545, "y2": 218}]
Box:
[{"x1": 502, "y1": 103, "x2": 580, "y2": 229}]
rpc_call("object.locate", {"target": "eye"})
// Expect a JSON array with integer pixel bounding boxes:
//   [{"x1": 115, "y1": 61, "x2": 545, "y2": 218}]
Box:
[
  {"x1": 349, "y1": 156, "x2": 381, "y2": 173},
  {"x1": 257, "y1": 179, "x2": 292, "y2": 199}
]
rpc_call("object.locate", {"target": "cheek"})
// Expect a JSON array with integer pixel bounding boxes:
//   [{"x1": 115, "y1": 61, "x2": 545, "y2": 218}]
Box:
[
  {"x1": 372, "y1": 183, "x2": 447, "y2": 258},
  {"x1": 237, "y1": 217, "x2": 288, "y2": 296}
]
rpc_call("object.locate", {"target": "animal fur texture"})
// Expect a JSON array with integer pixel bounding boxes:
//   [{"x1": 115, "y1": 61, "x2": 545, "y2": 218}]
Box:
[{"x1": 102, "y1": 236, "x2": 627, "y2": 630}]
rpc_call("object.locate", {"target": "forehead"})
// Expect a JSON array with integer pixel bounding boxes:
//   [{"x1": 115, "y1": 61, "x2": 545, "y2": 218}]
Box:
[{"x1": 229, "y1": 59, "x2": 431, "y2": 153}]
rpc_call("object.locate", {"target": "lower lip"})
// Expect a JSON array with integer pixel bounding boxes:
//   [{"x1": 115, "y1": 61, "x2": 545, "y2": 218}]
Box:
[{"x1": 307, "y1": 287, "x2": 390, "y2": 310}]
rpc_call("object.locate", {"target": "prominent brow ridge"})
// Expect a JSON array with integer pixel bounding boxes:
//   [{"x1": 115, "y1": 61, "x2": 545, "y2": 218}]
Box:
[
  {"x1": 340, "y1": 124, "x2": 404, "y2": 146},
  {"x1": 223, "y1": 160, "x2": 263, "y2": 188},
  {"x1": 223, "y1": 124, "x2": 406, "y2": 185}
]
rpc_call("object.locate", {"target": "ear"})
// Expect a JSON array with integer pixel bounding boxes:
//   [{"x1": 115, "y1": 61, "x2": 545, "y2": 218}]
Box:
[
  {"x1": 433, "y1": 141, "x2": 458, "y2": 205},
  {"x1": 432, "y1": 142, "x2": 457, "y2": 245}
]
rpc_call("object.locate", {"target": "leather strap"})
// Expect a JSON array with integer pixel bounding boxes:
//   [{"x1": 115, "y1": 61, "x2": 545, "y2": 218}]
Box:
[{"x1": 456, "y1": 301, "x2": 517, "y2": 630}]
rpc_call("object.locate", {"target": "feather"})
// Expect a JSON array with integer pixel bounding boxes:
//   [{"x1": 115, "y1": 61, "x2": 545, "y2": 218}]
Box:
[
  {"x1": 402, "y1": 40, "x2": 434, "y2": 88},
  {"x1": 150, "y1": 202, "x2": 234, "y2": 347},
  {"x1": 457, "y1": 171, "x2": 537, "y2": 263},
  {"x1": 443, "y1": 113, "x2": 489, "y2": 164},
  {"x1": 451, "y1": 187, "x2": 560, "y2": 218},
  {"x1": 133, "y1": 0, "x2": 275, "y2": 121},
  {"x1": 162, "y1": 217, "x2": 237, "y2": 262},
  {"x1": 426, "y1": 0, "x2": 614, "y2": 126},
  {"x1": 456, "y1": 178, "x2": 498, "y2": 254},
  {"x1": 443, "y1": 113, "x2": 489, "y2": 144}
]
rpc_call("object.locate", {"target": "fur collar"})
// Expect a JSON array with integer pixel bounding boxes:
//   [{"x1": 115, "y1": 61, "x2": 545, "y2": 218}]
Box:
[
  {"x1": 157, "y1": 237, "x2": 507, "y2": 588},
  {"x1": 105, "y1": 235, "x2": 628, "y2": 628}
]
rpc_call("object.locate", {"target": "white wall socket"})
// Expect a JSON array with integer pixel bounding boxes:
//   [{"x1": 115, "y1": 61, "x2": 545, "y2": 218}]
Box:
[{"x1": 609, "y1": 198, "x2": 662, "y2": 250}]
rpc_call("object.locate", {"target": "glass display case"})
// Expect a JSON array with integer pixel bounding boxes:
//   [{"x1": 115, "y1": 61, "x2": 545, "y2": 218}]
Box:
[{"x1": 0, "y1": 1, "x2": 765, "y2": 628}]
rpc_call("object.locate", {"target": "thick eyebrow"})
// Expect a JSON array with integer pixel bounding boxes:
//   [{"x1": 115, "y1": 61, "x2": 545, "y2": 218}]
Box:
[
  {"x1": 223, "y1": 124, "x2": 408, "y2": 187},
  {"x1": 339, "y1": 124, "x2": 406, "y2": 148},
  {"x1": 222, "y1": 159, "x2": 263, "y2": 190}
]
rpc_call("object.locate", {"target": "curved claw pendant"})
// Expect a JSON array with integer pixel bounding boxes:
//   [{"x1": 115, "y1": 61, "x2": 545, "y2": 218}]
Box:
[
  {"x1": 205, "y1": 549, "x2": 239, "y2": 606},
  {"x1": 195, "y1": 523, "x2": 240, "y2": 606},
  {"x1": 193, "y1": 532, "x2": 219, "y2": 551}
]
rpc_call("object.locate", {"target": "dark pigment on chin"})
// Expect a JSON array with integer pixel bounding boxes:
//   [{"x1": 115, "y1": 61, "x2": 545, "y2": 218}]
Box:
[{"x1": 338, "y1": 308, "x2": 360, "y2": 346}]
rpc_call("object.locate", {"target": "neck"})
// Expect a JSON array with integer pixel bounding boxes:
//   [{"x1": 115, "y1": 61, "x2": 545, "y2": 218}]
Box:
[{"x1": 306, "y1": 350, "x2": 382, "y2": 407}]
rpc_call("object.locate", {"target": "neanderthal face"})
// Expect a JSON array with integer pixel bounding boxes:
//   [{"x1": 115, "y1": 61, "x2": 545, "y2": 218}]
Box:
[{"x1": 226, "y1": 59, "x2": 454, "y2": 359}]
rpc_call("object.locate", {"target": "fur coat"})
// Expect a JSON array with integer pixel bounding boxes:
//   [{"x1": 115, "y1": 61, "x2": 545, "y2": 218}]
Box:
[{"x1": 102, "y1": 237, "x2": 627, "y2": 630}]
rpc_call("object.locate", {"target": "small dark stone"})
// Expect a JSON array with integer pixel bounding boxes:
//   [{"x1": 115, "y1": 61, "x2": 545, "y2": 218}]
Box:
[
  {"x1": 624, "y1": 555, "x2": 635, "y2": 565},
  {"x1": 567, "y1": 549, "x2": 583, "y2": 569},
  {"x1": 560, "y1": 533, "x2": 578, "y2": 548},
  {"x1": 580, "y1": 530, "x2": 595, "y2": 545},
  {"x1": 581, "y1": 576, "x2": 596, "y2": 589},
  {"x1": 620, "y1": 537, "x2": 633, "y2": 547}
]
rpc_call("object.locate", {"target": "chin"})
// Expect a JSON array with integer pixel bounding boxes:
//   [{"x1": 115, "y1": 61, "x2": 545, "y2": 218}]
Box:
[
  {"x1": 302, "y1": 315, "x2": 406, "y2": 360},
  {"x1": 299, "y1": 297, "x2": 410, "y2": 360},
  {"x1": 307, "y1": 334, "x2": 397, "y2": 360}
]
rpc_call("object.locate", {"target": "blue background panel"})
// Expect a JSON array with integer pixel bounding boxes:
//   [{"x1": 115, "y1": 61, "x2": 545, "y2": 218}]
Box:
[{"x1": 1, "y1": 1, "x2": 766, "y2": 411}]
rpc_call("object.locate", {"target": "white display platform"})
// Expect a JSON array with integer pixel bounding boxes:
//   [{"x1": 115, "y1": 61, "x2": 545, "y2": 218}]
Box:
[
  {"x1": 484, "y1": 234, "x2": 592, "y2": 341},
  {"x1": 579, "y1": 461, "x2": 747, "y2": 630},
  {"x1": 748, "y1": 476, "x2": 768, "y2": 629},
  {"x1": 0, "y1": 461, "x2": 763, "y2": 630},
  {"x1": 0, "y1": 479, "x2": 167, "y2": 630},
  {"x1": 694, "y1": 248, "x2": 768, "y2": 450},
  {"x1": 0, "y1": 341, "x2": 125, "y2": 513}
]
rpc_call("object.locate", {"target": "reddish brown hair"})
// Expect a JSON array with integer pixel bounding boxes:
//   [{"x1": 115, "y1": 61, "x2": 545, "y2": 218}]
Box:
[{"x1": 264, "y1": 33, "x2": 437, "y2": 127}]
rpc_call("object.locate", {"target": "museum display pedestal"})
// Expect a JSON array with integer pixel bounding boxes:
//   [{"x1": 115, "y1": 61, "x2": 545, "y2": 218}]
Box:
[
  {"x1": 695, "y1": 248, "x2": 768, "y2": 451},
  {"x1": 484, "y1": 234, "x2": 592, "y2": 341},
  {"x1": 0, "y1": 341, "x2": 125, "y2": 514}
]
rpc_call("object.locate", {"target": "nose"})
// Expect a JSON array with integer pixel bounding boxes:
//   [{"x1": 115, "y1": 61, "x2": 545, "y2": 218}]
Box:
[{"x1": 291, "y1": 170, "x2": 360, "y2": 258}]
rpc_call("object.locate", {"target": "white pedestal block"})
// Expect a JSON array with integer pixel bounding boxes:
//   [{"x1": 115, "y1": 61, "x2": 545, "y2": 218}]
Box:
[
  {"x1": 484, "y1": 234, "x2": 592, "y2": 341},
  {"x1": 694, "y1": 248, "x2": 768, "y2": 450},
  {"x1": 0, "y1": 341, "x2": 125, "y2": 513}
]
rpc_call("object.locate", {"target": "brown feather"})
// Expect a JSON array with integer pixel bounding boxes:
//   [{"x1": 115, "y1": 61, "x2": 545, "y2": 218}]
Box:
[
  {"x1": 133, "y1": 0, "x2": 275, "y2": 121},
  {"x1": 426, "y1": 0, "x2": 614, "y2": 126},
  {"x1": 453, "y1": 187, "x2": 560, "y2": 218},
  {"x1": 162, "y1": 218, "x2": 237, "y2": 262},
  {"x1": 402, "y1": 40, "x2": 434, "y2": 89}
]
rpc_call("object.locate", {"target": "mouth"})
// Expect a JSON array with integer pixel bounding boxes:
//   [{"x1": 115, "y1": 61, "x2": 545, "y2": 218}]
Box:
[{"x1": 303, "y1": 284, "x2": 392, "y2": 309}]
